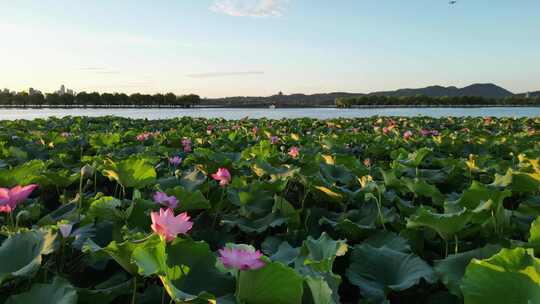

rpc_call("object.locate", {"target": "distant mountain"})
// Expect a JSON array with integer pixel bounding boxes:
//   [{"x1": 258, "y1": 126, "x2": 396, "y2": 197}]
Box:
[
  {"x1": 370, "y1": 83, "x2": 514, "y2": 99},
  {"x1": 203, "y1": 83, "x2": 533, "y2": 106}
]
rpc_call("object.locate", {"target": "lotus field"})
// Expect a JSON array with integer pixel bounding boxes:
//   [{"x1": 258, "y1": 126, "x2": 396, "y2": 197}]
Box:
[{"x1": 1, "y1": 116, "x2": 540, "y2": 304}]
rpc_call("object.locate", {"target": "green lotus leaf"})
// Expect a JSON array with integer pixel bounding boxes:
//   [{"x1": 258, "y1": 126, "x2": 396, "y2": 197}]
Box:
[
  {"x1": 529, "y1": 216, "x2": 540, "y2": 245},
  {"x1": 238, "y1": 261, "x2": 304, "y2": 304},
  {"x1": 273, "y1": 196, "x2": 301, "y2": 229},
  {"x1": 491, "y1": 168, "x2": 540, "y2": 193},
  {"x1": 364, "y1": 230, "x2": 411, "y2": 253},
  {"x1": 133, "y1": 238, "x2": 234, "y2": 302},
  {"x1": 89, "y1": 133, "x2": 121, "y2": 148},
  {"x1": 304, "y1": 275, "x2": 336, "y2": 304},
  {"x1": 87, "y1": 196, "x2": 124, "y2": 222},
  {"x1": 461, "y1": 247, "x2": 540, "y2": 304},
  {"x1": 6, "y1": 277, "x2": 77, "y2": 304},
  {"x1": 268, "y1": 241, "x2": 300, "y2": 265},
  {"x1": 346, "y1": 244, "x2": 437, "y2": 303},
  {"x1": 434, "y1": 244, "x2": 501, "y2": 297},
  {"x1": 402, "y1": 177, "x2": 444, "y2": 205},
  {"x1": 103, "y1": 157, "x2": 156, "y2": 189},
  {"x1": 0, "y1": 230, "x2": 56, "y2": 285},
  {"x1": 319, "y1": 162, "x2": 354, "y2": 184},
  {"x1": 407, "y1": 207, "x2": 472, "y2": 240},
  {"x1": 178, "y1": 168, "x2": 207, "y2": 192},
  {"x1": 221, "y1": 212, "x2": 286, "y2": 234},
  {"x1": 300, "y1": 232, "x2": 348, "y2": 273},
  {"x1": 0, "y1": 159, "x2": 46, "y2": 187},
  {"x1": 252, "y1": 160, "x2": 299, "y2": 180},
  {"x1": 399, "y1": 147, "x2": 432, "y2": 168},
  {"x1": 77, "y1": 274, "x2": 132, "y2": 304},
  {"x1": 167, "y1": 186, "x2": 210, "y2": 212}
]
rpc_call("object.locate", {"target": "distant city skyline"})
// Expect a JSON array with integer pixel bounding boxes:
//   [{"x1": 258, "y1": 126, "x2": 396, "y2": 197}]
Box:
[{"x1": 1, "y1": 0, "x2": 539, "y2": 98}]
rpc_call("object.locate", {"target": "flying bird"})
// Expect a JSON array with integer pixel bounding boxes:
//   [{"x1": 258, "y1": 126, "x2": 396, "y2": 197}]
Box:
[{"x1": 449, "y1": 1, "x2": 457, "y2": 4}]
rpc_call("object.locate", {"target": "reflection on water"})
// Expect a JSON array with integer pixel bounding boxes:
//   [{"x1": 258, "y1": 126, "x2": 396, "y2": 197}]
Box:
[{"x1": 0, "y1": 107, "x2": 539, "y2": 120}]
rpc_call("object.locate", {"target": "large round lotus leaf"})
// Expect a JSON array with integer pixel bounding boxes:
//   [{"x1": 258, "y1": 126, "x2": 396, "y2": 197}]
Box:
[
  {"x1": 133, "y1": 237, "x2": 234, "y2": 302},
  {"x1": 406, "y1": 207, "x2": 472, "y2": 240},
  {"x1": 0, "y1": 230, "x2": 56, "y2": 284},
  {"x1": 103, "y1": 157, "x2": 156, "y2": 189},
  {"x1": 238, "y1": 261, "x2": 304, "y2": 304},
  {"x1": 434, "y1": 244, "x2": 501, "y2": 297},
  {"x1": 6, "y1": 277, "x2": 77, "y2": 304},
  {"x1": 346, "y1": 244, "x2": 437, "y2": 303},
  {"x1": 461, "y1": 247, "x2": 540, "y2": 304}
]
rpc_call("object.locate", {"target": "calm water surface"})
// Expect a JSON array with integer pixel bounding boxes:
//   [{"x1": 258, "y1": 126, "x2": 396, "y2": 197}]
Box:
[{"x1": 0, "y1": 107, "x2": 539, "y2": 120}]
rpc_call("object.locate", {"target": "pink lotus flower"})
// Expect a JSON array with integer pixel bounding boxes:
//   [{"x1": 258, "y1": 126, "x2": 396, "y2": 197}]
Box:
[
  {"x1": 151, "y1": 208, "x2": 193, "y2": 242},
  {"x1": 270, "y1": 136, "x2": 279, "y2": 145},
  {"x1": 212, "y1": 168, "x2": 231, "y2": 187},
  {"x1": 218, "y1": 247, "x2": 266, "y2": 271},
  {"x1": 0, "y1": 184, "x2": 38, "y2": 213},
  {"x1": 288, "y1": 146, "x2": 300, "y2": 158},
  {"x1": 252, "y1": 127, "x2": 258, "y2": 136},
  {"x1": 153, "y1": 191, "x2": 179, "y2": 209},
  {"x1": 403, "y1": 131, "x2": 413, "y2": 140},
  {"x1": 182, "y1": 138, "x2": 192, "y2": 153},
  {"x1": 363, "y1": 158, "x2": 372, "y2": 167},
  {"x1": 382, "y1": 127, "x2": 390, "y2": 134},
  {"x1": 136, "y1": 132, "x2": 151, "y2": 142},
  {"x1": 58, "y1": 223, "x2": 73, "y2": 238},
  {"x1": 169, "y1": 156, "x2": 182, "y2": 167}
]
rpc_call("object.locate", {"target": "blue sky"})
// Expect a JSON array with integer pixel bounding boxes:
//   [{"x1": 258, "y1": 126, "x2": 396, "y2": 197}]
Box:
[{"x1": 1, "y1": 0, "x2": 539, "y2": 97}]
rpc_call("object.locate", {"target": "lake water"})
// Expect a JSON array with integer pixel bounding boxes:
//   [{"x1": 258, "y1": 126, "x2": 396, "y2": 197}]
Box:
[{"x1": 0, "y1": 107, "x2": 539, "y2": 120}]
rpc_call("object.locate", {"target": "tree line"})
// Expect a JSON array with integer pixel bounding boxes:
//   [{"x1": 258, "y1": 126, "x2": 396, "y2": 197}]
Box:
[
  {"x1": 335, "y1": 95, "x2": 540, "y2": 107},
  {"x1": 0, "y1": 91, "x2": 201, "y2": 107}
]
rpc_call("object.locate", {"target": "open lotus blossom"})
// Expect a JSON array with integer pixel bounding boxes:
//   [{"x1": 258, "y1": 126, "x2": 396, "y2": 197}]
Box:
[
  {"x1": 151, "y1": 208, "x2": 193, "y2": 242},
  {"x1": 207, "y1": 124, "x2": 214, "y2": 135},
  {"x1": 182, "y1": 138, "x2": 192, "y2": 153},
  {"x1": 58, "y1": 223, "x2": 73, "y2": 238},
  {"x1": 0, "y1": 184, "x2": 38, "y2": 213},
  {"x1": 420, "y1": 129, "x2": 439, "y2": 136},
  {"x1": 136, "y1": 131, "x2": 159, "y2": 142},
  {"x1": 218, "y1": 247, "x2": 266, "y2": 271},
  {"x1": 288, "y1": 146, "x2": 300, "y2": 158},
  {"x1": 169, "y1": 156, "x2": 182, "y2": 167},
  {"x1": 153, "y1": 191, "x2": 179, "y2": 209},
  {"x1": 270, "y1": 136, "x2": 279, "y2": 145},
  {"x1": 382, "y1": 127, "x2": 390, "y2": 134},
  {"x1": 403, "y1": 131, "x2": 413, "y2": 140},
  {"x1": 252, "y1": 126, "x2": 258, "y2": 135},
  {"x1": 212, "y1": 168, "x2": 231, "y2": 187}
]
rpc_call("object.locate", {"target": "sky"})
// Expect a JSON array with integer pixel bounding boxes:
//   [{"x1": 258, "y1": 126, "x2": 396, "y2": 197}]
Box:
[{"x1": 1, "y1": 0, "x2": 539, "y2": 98}]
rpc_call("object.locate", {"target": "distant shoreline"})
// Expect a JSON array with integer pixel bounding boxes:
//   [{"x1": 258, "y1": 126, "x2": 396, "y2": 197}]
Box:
[{"x1": 0, "y1": 104, "x2": 539, "y2": 109}]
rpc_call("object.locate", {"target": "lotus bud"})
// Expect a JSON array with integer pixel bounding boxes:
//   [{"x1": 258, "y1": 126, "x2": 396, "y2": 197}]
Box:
[{"x1": 81, "y1": 165, "x2": 94, "y2": 179}]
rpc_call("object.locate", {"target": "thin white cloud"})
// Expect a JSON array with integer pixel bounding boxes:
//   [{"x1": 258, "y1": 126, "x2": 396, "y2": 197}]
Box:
[
  {"x1": 186, "y1": 71, "x2": 265, "y2": 78},
  {"x1": 210, "y1": 0, "x2": 289, "y2": 17}
]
